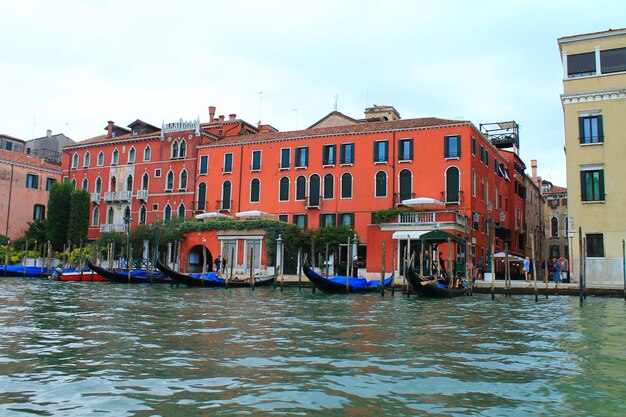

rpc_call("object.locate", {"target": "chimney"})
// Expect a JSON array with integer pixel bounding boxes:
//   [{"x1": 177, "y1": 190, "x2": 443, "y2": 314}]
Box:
[
  {"x1": 208, "y1": 106, "x2": 216, "y2": 121},
  {"x1": 213, "y1": 118, "x2": 219, "y2": 122},
  {"x1": 106, "y1": 121, "x2": 114, "y2": 139},
  {"x1": 531, "y1": 159, "x2": 538, "y2": 180},
  {"x1": 46, "y1": 129, "x2": 52, "y2": 137},
  {"x1": 229, "y1": 113, "x2": 236, "y2": 121},
  {"x1": 218, "y1": 115, "x2": 225, "y2": 122}
]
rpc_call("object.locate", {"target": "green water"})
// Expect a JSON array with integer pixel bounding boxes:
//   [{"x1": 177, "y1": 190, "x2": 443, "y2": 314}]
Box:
[{"x1": 0, "y1": 279, "x2": 624, "y2": 416}]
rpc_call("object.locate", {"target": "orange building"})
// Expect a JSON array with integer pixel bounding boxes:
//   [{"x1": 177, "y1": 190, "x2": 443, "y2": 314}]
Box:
[{"x1": 0, "y1": 149, "x2": 62, "y2": 240}]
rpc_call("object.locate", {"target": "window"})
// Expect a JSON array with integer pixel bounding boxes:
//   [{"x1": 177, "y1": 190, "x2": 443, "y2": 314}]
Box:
[
  {"x1": 485, "y1": 149, "x2": 489, "y2": 168},
  {"x1": 339, "y1": 213, "x2": 354, "y2": 228},
  {"x1": 399, "y1": 169, "x2": 412, "y2": 202},
  {"x1": 179, "y1": 169, "x2": 188, "y2": 190},
  {"x1": 151, "y1": 203, "x2": 159, "y2": 212},
  {"x1": 550, "y1": 244, "x2": 560, "y2": 259},
  {"x1": 250, "y1": 178, "x2": 260, "y2": 203},
  {"x1": 141, "y1": 173, "x2": 148, "y2": 190},
  {"x1": 155, "y1": 168, "x2": 161, "y2": 178},
  {"x1": 126, "y1": 174, "x2": 133, "y2": 192},
  {"x1": 72, "y1": 153, "x2": 79, "y2": 168},
  {"x1": 33, "y1": 204, "x2": 45, "y2": 221},
  {"x1": 445, "y1": 167, "x2": 460, "y2": 202},
  {"x1": 83, "y1": 152, "x2": 91, "y2": 168},
  {"x1": 197, "y1": 183, "x2": 206, "y2": 211},
  {"x1": 341, "y1": 173, "x2": 352, "y2": 198},
  {"x1": 323, "y1": 174, "x2": 334, "y2": 199},
  {"x1": 586, "y1": 233, "x2": 604, "y2": 257},
  {"x1": 26, "y1": 173, "x2": 39, "y2": 189},
  {"x1": 107, "y1": 207, "x2": 114, "y2": 224},
  {"x1": 280, "y1": 148, "x2": 291, "y2": 170},
  {"x1": 279, "y1": 177, "x2": 290, "y2": 201},
  {"x1": 46, "y1": 178, "x2": 56, "y2": 191},
  {"x1": 398, "y1": 138, "x2": 413, "y2": 161},
  {"x1": 139, "y1": 206, "x2": 146, "y2": 224},
  {"x1": 278, "y1": 214, "x2": 289, "y2": 223},
  {"x1": 71, "y1": 178, "x2": 76, "y2": 189},
  {"x1": 179, "y1": 140, "x2": 187, "y2": 158},
  {"x1": 128, "y1": 146, "x2": 136, "y2": 163},
  {"x1": 81, "y1": 178, "x2": 88, "y2": 191},
  {"x1": 579, "y1": 115, "x2": 603, "y2": 144},
  {"x1": 296, "y1": 176, "x2": 306, "y2": 200},
  {"x1": 580, "y1": 169, "x2": 604, "y2": 202},
  {"x1": 375, "y1": 171, "x2": 387, "y2": 197},
  {"x1": 92, "y1": 206, "x2": 100, "y2": 227},
  {"x1": 178, "y1": 203, "x2": 186, "y2": 218},
  {"x1": 110, "y1": 176, "x2": 116, "y2": 192},
  {"x1": 171, "y1": 141, "x2": 179, "y2": 159},
  {"x1": 568, "y1": 52, "x2": 596, "y2": 77},
  {"x1": 199, "y1": 155, "x2": 208, "y2": 174},
  {"x1": 221, "y1": 181, "x2": 232, "y2": 210},
  {"x1": 112, "y1": 149, "x2": 119, "y2": 165},
  {"x1": 294, "y1": 214, "x2": 307, "y2": 229},
  {"x1": 97, "y1": 152, "x2": 104, "y2": 166},
  {"x1": 601, "y1": 47, "x2": 626, "y2": 74},
  {"x1": 309, "y1": 174, "x2": 321, "y2": 207},
  {"x1": 144, "y1": 146, "x2": 151, "y2": 161},
  {"x1": 164, "y1": 204, "x2": 172, "y2": 221},
  {"x1": 472, "y1": 170, "x2": 476, "y2": 197},
  {"x1": 471, "y1": 137, "x2": 476, "y2": 156},
  {"x1": 295, "y1": 147, "x2": 308, "y2": 168},
  {"x1": 374, "y1": 140, "x2": 388, "y2": 163},
  {"x1": 322, "y1": 144, "x2": 336, "y2": 166},
  {"x1": 166, "y1": 170, "x2": 174, "y2": 190},
  {"x1": 320, "y1": 213, "x2": 336, "y2": 227},
  {"x1": 251, "y1": 150, "x2": 261, "y2": 171},
  {"x1": 340, "y1": 143, "x2": 354, "y2": 164},
  {"x1": 444, "y1": 135, "x2": 461, "y2": 158},
  {"x1": 551, "y1": 217, "x2": 559, "y2": 237},
  {"x1": 223, "y1": 153, "x2": 233, "y2": 173}
]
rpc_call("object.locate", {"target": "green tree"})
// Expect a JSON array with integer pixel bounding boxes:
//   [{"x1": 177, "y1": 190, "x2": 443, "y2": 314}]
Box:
[
  {"x1": 46, "y1": 181, "x2": 73, "y2": 250},
  {"x1": 66, "y1": 190, "x2": 91, "y2": 245}
]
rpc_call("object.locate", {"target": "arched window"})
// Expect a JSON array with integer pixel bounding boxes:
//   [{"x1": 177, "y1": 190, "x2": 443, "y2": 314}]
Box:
[
  {"x1": 107, "y1": 207, "x2": 114, "y2": 224},
  {"x1": 128, "y1": 146, "x2": 136, "y2": 163},
  {"x1": 112, "y1": 149, "x2": 119, "y2": 165},
  {"x1": 141, "y1": 173, "x2": 149, "y2": 190},
  {"x1": 139, "y1": 205, "x2": 147, "y2": 224},
  {"x1": 551, "y1": 217, "x2": 559, "y2": 237},
  {"x1": 171, "y1": 141, "x2": 179, "y2": 159},
  {"x1": 124, "y1": 206, "x2": 131, "y2": 221},
  {"x1": 166, "y1": 170, "x2": 174, "y2": 190},
  {"x1": 472, "y1": 169, "x2": 476, "y2": 197},
  {"x1": 279, "y1": 177, "x2": 289, "y2": 201},
  {"x1": 445, "y1": 166, "x2": 460, "y2": 203},
  {"x1": 550, "y1": 244, "x2": 559, "y2": 259},
  {"x1": 250, "y1": 178, "x2": 261, "y2": 203},
  {"x1": 296, "y1": 176, "x2": 306, "y2": 200},
  {"x1": 375, "y1": 171, "x2": 387, "y2": 197},
  {"x1": 399, "y1": 169, "x2": 412, "y2": 202},
  {"x1": 221, "y1": 181, "x2": 232, "y2": 210},
  {"x1": 143, "y1": 145, "x2": 151, "y2": 161},
  {"x1": 179, "y1": 169, "x2": 188, "y2": 190},
  {"x1": 92, "y1": 206, "x2": 100, "y2": 227},
  {"x1": 126, "y1": 174, "x2": 133, "y2": 192},
  {"x1": 81, "y1": 178, "x2": 88, "y2": 191},
  {"x1": 110, "y1": 176, "x2": 117, "y2": 192},
  {"x1": 71, "y1": 178, "x2": 77, "y2": 189},
  {"x1": 341, "y1": 173, "x2": 352, "y2": 198},
  {"x1": 72, "y1": 153, "x2": 79, "y2": 168},
  {"x1": 164, "y1": 204, "x2": 172, "y2": 221},
  {"x1": 83, "y1": 152, "x2": 90, "y2": 168},
  {"x1": 97, "y1": 151, "x2": 104, "y2": 166},
  {"x1": 179, "y1": 140, "x2": 187, "y2": 158},
  {"x1": 309, "y1": 174, "x2": 320, "y2": 206},
  {"x1": 197, "y1": 182, "x2": 206, "y2": 211},
  {"x1": 178, "y1": 203, "x2": 186, "y2": 218},
  {"x1": 95, "y1": 176, "x2": 102, "y2": 193},
  {"x1": 323, "y1": 174, "x2": 334, "y2": 199}
]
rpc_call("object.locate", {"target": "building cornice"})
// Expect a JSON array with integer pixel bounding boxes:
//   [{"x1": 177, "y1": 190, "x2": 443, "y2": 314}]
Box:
[
  {"x1": 561, "y1": 88, "x2": 626, "y2": 105},
  {"x1": 0, "y1": 158, "x2": 62, "y2": 175}
]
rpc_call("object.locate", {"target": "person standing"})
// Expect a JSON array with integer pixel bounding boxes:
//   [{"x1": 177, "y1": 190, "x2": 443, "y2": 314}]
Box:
[
  {"x1": 553, "y1": 258, "x2": 562, "y2": 284},
  {"x1": 476, "y1": 257, "x2": 484, "y2": 281},
  {"x1": 213, "y1": 255, "x2": 221, "y2": 274},
  {"x1": 523, "y1": 256, "x2": 531, "y2": 281}
]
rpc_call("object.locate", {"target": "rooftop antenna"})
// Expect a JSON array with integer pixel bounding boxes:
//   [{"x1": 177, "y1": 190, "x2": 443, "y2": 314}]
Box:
[
  {"x1": 292, "y1": 108, "x2": 299, "y2": 130},
  {"x1": 33, "y1": 116, "x2": 36, "y2": 138},
  {"x1": 334, "y1": 94, "x2": 338, "y2": 111},
  {"x1": 258, "y1": 91, "x2": 263, "y2": 124}
]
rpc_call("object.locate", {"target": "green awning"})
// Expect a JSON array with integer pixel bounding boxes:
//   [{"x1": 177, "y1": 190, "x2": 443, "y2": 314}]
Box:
[{"x1": 419, "y1": 230, "x2": 466, "y2": 245}]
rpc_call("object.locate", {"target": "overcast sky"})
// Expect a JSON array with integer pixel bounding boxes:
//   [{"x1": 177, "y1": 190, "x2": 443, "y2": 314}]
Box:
[{"x1": 1, "y1": 0, "x2": 624, "y2": 185}]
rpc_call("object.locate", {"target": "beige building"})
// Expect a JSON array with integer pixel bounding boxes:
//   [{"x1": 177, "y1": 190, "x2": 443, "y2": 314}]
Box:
[
  {"x1": 558, "y1": 28, "x2": 626, "y2": 285},
  {"x1": 541, "y1": 180, "x2": 569, "y2": 262},
  {"x1": 525, "y1": 160, "x2": 546, "y2": 270}
]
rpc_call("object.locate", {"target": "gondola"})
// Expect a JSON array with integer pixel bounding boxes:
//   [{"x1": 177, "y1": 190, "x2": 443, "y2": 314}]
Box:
[
  {"x1": 156, "y1": 260, "x2": 275, "y2": 288},
  {"x1": 87, "y1": 260, "x2": 170, "y2": 284},
  {"x1": 302, "y1": 261, "x2": 393, "y2": 294},
  {"x1": 0, "y1": 265, "x2": 49, "y2": 278},
  {"x1": 405, "y1": 263, "x2": 467, "y2": 298}
]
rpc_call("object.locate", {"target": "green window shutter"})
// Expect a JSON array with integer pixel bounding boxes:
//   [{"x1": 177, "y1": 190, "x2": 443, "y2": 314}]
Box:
[
  {"x1": 599, "y1": 170, "x2": 605, "y2": 200},
  {"x1": 458, "y1": 136, "x2": 461, "y2": 158},
  {"x1": 597, "y1": 115, "x2": 604, "y2": 143},
  {"x1": 580, "y1": 171, "x2": 587, "y2": 201},
  {"x1": 444, "y1": 136, "x2": 449, "y2": 158},
  {"x1": 578, "y1": 117, "x2": 585, "y2": 144}
]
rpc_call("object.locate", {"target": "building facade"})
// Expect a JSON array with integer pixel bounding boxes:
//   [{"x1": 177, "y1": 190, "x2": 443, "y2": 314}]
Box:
[
  {"x1": 558, "y1": 28, "x2": 626, "y2": 284},
  {"x1": 526, "y1": 160, "x2": 546, "y2": 271},
  {"x1": 0, "y1": 149, "x2": 62, "y2": 240},
  {"x1": 25, "y1": 130, "x2": 75, "y2": 165},
  {"x1": 0, "y1": 134, "x2": 25, "y2": 153},
  {"x1": 540, "y1": 180, "x2": 569, "y2": 266}
]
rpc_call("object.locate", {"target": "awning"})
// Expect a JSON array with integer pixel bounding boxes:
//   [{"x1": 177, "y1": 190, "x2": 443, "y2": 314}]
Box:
[
  {"x1": 419, "y1": 230, "x2": 466, "y2": 245},
  {"x1": 392, "y1": 231, "x2": 429, "y2": 240},
  {"x1": 493, "y1": 252, "x2": 524, "y2": 261},
  {"x1": 235, "y1": 210, "x2": 274, "y2": 219},
  {"x1": 195, "y1": 212, "x2": 233, "y2": 220}
]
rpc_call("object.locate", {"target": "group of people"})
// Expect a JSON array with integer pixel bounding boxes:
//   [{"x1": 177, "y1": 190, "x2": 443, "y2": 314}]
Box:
[{"x1": 213, "y1": 255, "x2": 227, "y2": 275}]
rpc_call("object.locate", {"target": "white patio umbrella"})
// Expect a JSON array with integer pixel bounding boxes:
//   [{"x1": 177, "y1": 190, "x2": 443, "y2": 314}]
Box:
[
  {"x1": 195, "y1": 212, "x2": 233, "y2": 220},
  {"x1": 235, "y1": 210, "x2": 274, "y2": 219},
  {"x1": 400, "y1": 197, "x2": 445, "y2": 209}
]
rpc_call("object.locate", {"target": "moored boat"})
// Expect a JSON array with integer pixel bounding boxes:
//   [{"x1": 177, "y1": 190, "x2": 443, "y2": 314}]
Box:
[
  {"x1": 302, "y1": 261, "x2": 393, "y2": 294},
  {"x1": 405, "y1": 264, "x2": 467, "y2": 298},
  {"x1": 50, "y1": 268, "x2": 108, "y2": 282},
  {"x1": 0, "y1": 265, "x2": 49, "y2": 278},
  {"x1": 156, "y1": 260, "x2": 275, "y2": 288},
  {"x1": 86, "y1": 260, "x2": 169, "y2": 284}
]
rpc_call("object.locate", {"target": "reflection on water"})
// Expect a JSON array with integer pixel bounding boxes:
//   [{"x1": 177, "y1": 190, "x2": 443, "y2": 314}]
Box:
[{"x1": 0, "y1": 279, "x2": 624, "y2": 416}]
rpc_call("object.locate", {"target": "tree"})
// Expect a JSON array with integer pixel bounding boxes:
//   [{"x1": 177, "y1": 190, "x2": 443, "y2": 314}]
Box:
[
  {"x1": 46, "y1": 181, "x2": 73, "y2": 250},
  {"x1": 66, "y1": 190, "x2": 91, "y2": 246}
]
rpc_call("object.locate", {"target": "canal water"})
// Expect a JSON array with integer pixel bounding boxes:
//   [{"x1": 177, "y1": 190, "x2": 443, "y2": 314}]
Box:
[{"x1": 0, "y1": 279, "x2": 624, "y2": 416}]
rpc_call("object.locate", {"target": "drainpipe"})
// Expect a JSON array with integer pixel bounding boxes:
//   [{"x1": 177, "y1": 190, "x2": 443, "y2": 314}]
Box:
[{"x1": 5, "y1": 164, "x2": 14, "y2": 236}]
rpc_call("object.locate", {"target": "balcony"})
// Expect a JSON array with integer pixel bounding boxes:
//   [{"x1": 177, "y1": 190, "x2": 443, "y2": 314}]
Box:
[
  {"x1": 395, "y1": 210, "x2": 468, "y2": 228},
  {"x1": 216, "y1": 200, "x2": 233, "y2": 212},
  {"x1": 90, "y1": 192, "x2": 101, "y2": 205},
  {"x1": 103, "y1": 191, "x2": 132, "y2": 202},
  {"x1": 192, "y1": 200, "x2": 207, "y2": 213},
  {"x1": 306, "y1": 195, "x2": 321, "y2": 209},
  {"x1": 136, "y1": 189, "x2": 149, "y2": 201},
  {"x1": 100, "y1": 223, "x2": 127, "y2": 233}
]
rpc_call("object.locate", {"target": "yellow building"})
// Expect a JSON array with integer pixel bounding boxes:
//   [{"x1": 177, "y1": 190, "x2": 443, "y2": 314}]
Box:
[{"x1": 558, "y1": 28, "x2": 626, "y2": 285}]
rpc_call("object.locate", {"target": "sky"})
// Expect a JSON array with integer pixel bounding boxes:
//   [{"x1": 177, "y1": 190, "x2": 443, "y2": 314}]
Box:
[{"x1": 1, "y1": 0, "x2": 624, "y2": 186}]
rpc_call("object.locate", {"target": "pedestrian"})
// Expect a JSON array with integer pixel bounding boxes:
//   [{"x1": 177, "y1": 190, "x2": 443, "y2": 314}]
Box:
[
  {"x1": 352, "y1": 255, "x2": 359, "y2": 278},
  {"x1": 213, "y1": 255, "x2": 221, "y2": 274},
  {"x1": 476, "y1": 257, "x2": 484, "y2": 281},
  {"x1": 553, "y1": 258, "x2": 562, "y2": 284},
  {"x1": 523, "y1": 256, "x2": 530, "y2": 281},
  {"x1": 438, "y1": 252, "x2": 447, "y2": 277}
]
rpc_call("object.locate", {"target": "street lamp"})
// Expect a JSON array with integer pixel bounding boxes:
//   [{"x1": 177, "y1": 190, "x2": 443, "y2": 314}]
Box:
[
  {"x1": 124, "y1": 215, "x2": 134, "y2": 281},
  {"x1": 486, "y1": 202, "x2": 493, "y2": 275}
]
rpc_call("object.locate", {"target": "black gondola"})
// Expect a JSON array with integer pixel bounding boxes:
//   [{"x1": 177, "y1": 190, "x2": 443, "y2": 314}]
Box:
[
  {"x1": 302, "y1": 261, "x2": 393, "y2": 294},
  {"x1": 87, "y1": 260, "x2": 170, "y2": 284},
  {"x1": 156, "y1": 260, "x2": 275, "y2": 288},
  {"x1": 405, "y1": 263, "x2": 467, "y2": 298}
]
